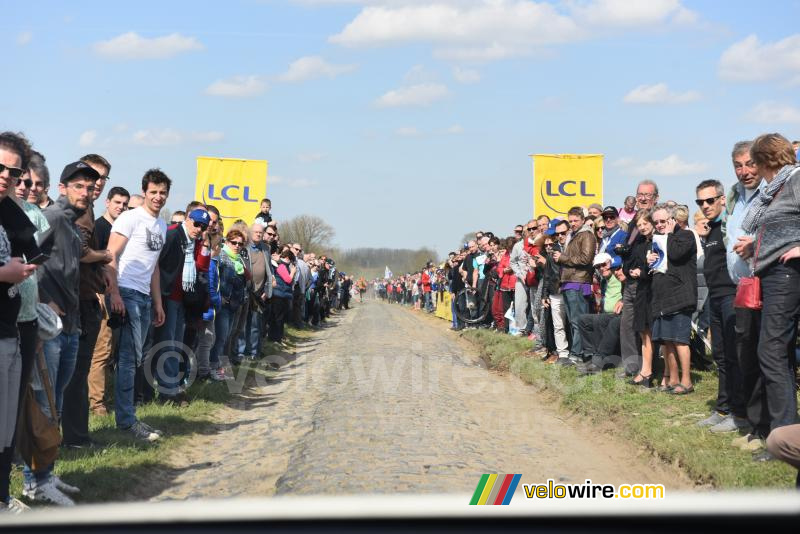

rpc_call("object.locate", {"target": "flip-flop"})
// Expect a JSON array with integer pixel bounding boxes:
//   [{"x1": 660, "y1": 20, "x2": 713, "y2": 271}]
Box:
[
  {"x1": 669, "y1": 383, "x2": 695, "y2": 395},
  {"x1": 657, "y1": 384, "x2": 674, "y2": 393}
]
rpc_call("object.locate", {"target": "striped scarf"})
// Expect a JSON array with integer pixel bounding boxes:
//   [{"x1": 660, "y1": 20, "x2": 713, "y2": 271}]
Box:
[{"x1": 742, "y1": 164, "x2": 799, "y2": 234}]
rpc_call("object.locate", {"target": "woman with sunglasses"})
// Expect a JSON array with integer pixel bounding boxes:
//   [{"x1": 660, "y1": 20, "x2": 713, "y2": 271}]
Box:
[
  {"x1": 622, "y1": 209, "x2": 656, "y2": 388},
  {"x1": 209, "y1": 230, "x2": 249, "y2": 371}
]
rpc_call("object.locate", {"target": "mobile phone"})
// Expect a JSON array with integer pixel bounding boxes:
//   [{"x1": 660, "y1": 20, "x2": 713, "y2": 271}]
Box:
[{"x1": 26, "y1": 253, "x2": 49, "y2": 266}]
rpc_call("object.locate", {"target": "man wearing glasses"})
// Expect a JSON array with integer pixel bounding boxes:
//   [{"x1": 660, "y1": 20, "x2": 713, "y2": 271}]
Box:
[
  {"x1": 24, "y1": 161, "x2": 99, "y2": 502},
  {"x1": 694, "y1": 179, "x2": 747, "y2": 434},
  {"x1": 61, "y1": 154, "x2": 114, "y2": 449},
  {"x1": 153, "y1": 208, "x2": 211, "y2": 405},
  {"x1": 509, "y1": 219, "x2": 540, "y2": 336}
]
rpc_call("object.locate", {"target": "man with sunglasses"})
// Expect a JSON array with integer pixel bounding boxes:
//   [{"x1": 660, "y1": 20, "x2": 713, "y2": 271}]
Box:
[
  {"x1": 598, "y1": 206, "x2": 627, "y2": 269},
  {"x1": 694, "y1": 179, "x2": 747, "y2": 433},
  {"x1": 153, "y1": 208, "x2": 211, "y2": 405},
  {"x1": 509, "y1": 219, "x2": 540, "y2": 336}
]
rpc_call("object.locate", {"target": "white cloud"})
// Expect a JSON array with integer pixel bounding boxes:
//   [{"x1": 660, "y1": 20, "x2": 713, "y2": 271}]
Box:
[
  {"x1": 78, "y1": 130, "x2": 97, "y2": 148},
  {"x1": 452, "y1": 66, "x2": 480, "y2": 84},
  {"x1": 445, "y1": 124, "x2": 464, "y2": 134},
  {"x1": 569, "y1": 0, "x2": 697, "y2": 28},
  {"x1": 93, "y1": 32, "x2": 204, "y2": 60},
  {"x1": 132, "y1": 128, "x2": 183, "y2": 146},
  {"x1": 632, "y1": 154, "x2": 708, "y2": 176},
  {"x1": 131, "y1": 129, "x2": 223, "y2": 146},
  {"x1": 375, "y1": 83, "x2": 449, "y2": 107},
  {"x1": 205, "y1": 75, "x2": 267, "y2": 97},
  {"x1": 277, "y1": 56, "x2": 357, "y2": 82},
  {"x1": 328, "y1": 0, "x2": 696, "y2": 61},
  {"x1": 16, "y1": 31, "x2": 32, "y2": 46},
  {"x1": 113, "y1": 123, "x2": 129, "y2": 133},
  {"x1": 270, "y1": 175, "x2": 318, "y2": 188},
  {"x1": 395, "y1": 126, "x2": 421, "y2": 136},
  {"x1": 623, "y1": 83, "x2": 700, "y2": 104},
  {"x1": 719, "y1": 34, "x2": 800, "y2": 84},
  {"x1": 747, "y1": 101, "x2": 800, "y2": 123}
]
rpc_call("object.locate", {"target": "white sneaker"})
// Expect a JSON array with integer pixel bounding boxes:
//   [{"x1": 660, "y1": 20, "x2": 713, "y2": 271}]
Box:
[
  {"x1": 210, "y1": 368, "x2": 230, "y2": 381},
  {"x1": 138, "y1": 420, "x2": 163, "y2": 437},
  {"x1": 0, "y1": 497, "x2": 30, "y2": 514},
  {"x1": 126, "y1": 421, "x2": 160, "y2": 442},
  {"x1": 24, "y1": 482, "x2": 75, "y2": 506},
  {"x1": 51, "y1": 475, "x2": 80, "y2": 495}
]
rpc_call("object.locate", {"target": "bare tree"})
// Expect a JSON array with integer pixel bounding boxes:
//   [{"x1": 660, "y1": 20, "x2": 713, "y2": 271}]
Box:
[{"x1": 278, "y1": 214, "x2": 335, "y2": 253}]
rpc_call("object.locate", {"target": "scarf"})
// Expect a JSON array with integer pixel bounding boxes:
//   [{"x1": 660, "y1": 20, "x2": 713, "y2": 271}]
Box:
[
  {"x1": 181, "y1": 230, "x2": 197, "y2": 292},
  {"x1": 223, "y1": 244, "x2": 245, "y2": 275},
  {"x1": 741, "y1": 164, "x2": 798, "y2": 234}
]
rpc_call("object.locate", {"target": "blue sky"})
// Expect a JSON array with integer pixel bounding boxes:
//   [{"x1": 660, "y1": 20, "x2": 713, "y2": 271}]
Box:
[{"x1": 5, "y1": 0, "x2": 800, "y2": 257}]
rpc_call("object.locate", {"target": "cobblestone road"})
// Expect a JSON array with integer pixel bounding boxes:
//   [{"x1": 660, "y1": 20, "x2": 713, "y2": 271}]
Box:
[{"x1": 153, "y1": 300, "x2": 687, "y2": 501}]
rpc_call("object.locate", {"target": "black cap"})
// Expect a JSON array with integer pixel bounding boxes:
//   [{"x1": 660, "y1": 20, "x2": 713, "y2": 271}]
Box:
[
  {"x1": 60, "y1": 161, "x2": 100, "y2": 185},
  {"x1": 601, "y1": 205, "x2": 619, "y2": 217}
]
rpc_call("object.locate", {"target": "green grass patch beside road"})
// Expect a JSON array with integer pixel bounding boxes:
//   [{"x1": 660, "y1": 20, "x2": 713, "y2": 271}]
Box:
[{"x1": 461, "y1": 328, "x2": 797, "y2": 489}]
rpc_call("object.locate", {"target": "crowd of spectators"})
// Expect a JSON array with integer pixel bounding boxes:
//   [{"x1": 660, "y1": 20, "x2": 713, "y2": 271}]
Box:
[
  {"x1": 378, "y1": 134, "x2": 800, "y2": 487},
  {"x1": 0, "y1": 131, "x2": 349, "y2": 511}
]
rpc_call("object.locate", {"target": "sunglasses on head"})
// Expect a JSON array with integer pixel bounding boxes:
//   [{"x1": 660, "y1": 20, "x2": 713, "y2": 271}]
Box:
[
  {"x1": 0, "y1": 163, "x2": 25, "y2": 179},
  {"x1": 695, "y1": 195, "x2": 722, "y2": 207}
]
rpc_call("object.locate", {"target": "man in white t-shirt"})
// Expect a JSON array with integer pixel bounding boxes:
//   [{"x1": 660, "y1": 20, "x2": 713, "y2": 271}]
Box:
[{"x1": 107, "y1": 169, "x2": 170, "y2": 441}]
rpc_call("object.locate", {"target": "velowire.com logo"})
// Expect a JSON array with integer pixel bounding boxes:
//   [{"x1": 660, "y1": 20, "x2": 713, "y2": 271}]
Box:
[{"x1": 469, "y1": 474, "x2": 522, "y2": 505}]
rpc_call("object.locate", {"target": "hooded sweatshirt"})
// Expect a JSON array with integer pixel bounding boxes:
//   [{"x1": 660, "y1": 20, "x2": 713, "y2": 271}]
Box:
[{"x1": 38, "y1": 195, "x2": 86, "y2": 334}]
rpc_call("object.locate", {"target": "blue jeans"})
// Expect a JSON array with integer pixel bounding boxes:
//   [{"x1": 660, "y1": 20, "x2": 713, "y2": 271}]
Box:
[
  {"x1": 153, "y1": 299, "x2": 185, "y2": 396},
  {"x1": 237, "y1": 308, "x2": 262, "y2": 357},
  {"x1": 424, "y1": 291, "x2": 433, "y2": 312},
  {"x1": 211, "y1": 306, "x2": 235, "y2": 366},
  {"x1": 562, "y1": 289, "x2": 590, "y2": 358},
  {"x1": 25, "y1": 331, "x2": 79, "y2": 484},
  {"x1": 115, "y1": 287, "x2": 151, "y2": 429}
]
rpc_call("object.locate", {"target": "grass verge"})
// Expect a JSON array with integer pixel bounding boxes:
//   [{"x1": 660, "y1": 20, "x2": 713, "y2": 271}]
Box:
[
  {"x1": 460, "y1": 328, "x2": 797, "y2": 489},
  {"x1": 10, "y1": 325, "x2": 310, "y2": 504}
]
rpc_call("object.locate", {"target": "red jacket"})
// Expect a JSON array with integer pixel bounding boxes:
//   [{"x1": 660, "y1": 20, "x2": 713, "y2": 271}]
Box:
[
  {"x1": 421, "y1": 271, "x2": 432, "y2": 293},
  {"x1": 497, "y1": 252, "x2": 517, "y2": 290}
]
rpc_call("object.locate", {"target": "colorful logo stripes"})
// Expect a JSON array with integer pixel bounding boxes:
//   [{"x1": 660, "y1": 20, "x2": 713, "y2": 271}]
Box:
[{"x1": 469, "y1": 474, "x2": 522, "y2": 505}]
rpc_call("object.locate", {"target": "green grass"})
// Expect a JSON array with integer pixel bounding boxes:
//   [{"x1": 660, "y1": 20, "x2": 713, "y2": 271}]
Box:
[
  {"x1": 461, "y1": 328, "x2": 798, "y2": 489},
  {"x1": 9, "y1": 324, "x2": 310, "y2": 504}
]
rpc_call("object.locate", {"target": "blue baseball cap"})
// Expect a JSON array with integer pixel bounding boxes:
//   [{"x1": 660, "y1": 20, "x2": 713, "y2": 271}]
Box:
[
  {"x1": 188, "y1": 209, "x2": 211, "y2": 226},
  {"x1": 544, "y1": 218, "x2": 563, "y2": 236}
]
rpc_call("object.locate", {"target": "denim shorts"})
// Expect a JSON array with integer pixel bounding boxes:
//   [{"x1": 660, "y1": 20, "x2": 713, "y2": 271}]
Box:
[{"x1": 652, "y1": 311, "x2": 692, "y2": 345}]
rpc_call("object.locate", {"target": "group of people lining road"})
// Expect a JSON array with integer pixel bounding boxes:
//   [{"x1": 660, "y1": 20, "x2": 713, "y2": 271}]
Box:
[
  {"x1": 0, "y1": 131, "x2": 351, "y2": 511},
  {"x1": 378, "y1": 134, "x2": 800, "y2": 488}
]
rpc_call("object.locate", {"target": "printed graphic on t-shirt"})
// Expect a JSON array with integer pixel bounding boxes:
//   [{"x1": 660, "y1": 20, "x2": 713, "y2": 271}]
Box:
[
  {"x1": 146, "y1": 228, "x2": 164, "y2": 251},
  {"x1": 0, "y1": 227, "x2": 18, "y2": 298}
]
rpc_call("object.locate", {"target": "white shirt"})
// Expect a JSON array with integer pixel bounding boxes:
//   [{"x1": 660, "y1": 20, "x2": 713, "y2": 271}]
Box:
[{"x1": 112, "y1": 207, "x2": 167, "y2": 295}]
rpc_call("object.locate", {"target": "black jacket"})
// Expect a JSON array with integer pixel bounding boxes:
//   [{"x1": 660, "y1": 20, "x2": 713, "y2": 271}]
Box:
[
  {"x1": 158, "y1": 223, "x2": 190, "y2": 297},
  {"x1": 650, "y1": 229, "x2": 698, "y2": 318}
]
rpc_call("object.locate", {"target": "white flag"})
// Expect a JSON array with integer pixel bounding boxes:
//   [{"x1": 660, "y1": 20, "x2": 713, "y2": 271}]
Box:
[{"x1": 384, "y1": 266, "x2": 393, "y2": 279}]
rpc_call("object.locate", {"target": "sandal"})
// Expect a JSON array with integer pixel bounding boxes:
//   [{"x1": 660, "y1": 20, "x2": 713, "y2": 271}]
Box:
[
  {"x1": 668, "y1": 383, "x2": 694, "y2": 395},
  {"x1": 627, "y1": 373, "x2": 653, "y2": 388}
]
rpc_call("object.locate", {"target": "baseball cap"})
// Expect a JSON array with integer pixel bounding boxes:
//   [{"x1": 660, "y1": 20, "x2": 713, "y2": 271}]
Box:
[
  {"x1": 544, "y1": 218, "x2": 563, "y2": 236},
  {"x1": 188, "y1": 209, "x2": 211, "y2": 226},
  {"x1": 601, "y1": 206, "x2": 619, "y2": 218},
  {"x1": 593, "y1": 252, "x2": 613, "y2": 266},
  {"x1": 60, "y1": 161, "x2": 100, "y2": 185}
]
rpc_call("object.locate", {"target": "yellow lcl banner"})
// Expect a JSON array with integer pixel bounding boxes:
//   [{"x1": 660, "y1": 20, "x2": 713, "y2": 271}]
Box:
[
  {"x1": 531, "y1": 154, "x2": 603, "y2": 218},
  {"x1": 195, "y1": 157, "x2": 268, "y2": 224}
]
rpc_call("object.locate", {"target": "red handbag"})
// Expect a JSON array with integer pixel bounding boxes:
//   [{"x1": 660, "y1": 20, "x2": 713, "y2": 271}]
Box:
[{"x1": 734, "y1": 229, "x2": 763, "y2": 310}]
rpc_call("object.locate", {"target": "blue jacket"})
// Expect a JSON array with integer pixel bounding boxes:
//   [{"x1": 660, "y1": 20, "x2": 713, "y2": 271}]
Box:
[
  {"x1": 272, "y1": 262, "x2": 293, "y2": 299},
  {"x1": 203, "y1": 257, "x2": 222, "y2": 321}
]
